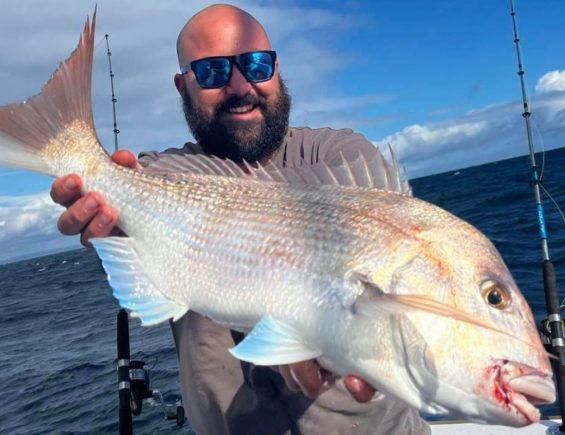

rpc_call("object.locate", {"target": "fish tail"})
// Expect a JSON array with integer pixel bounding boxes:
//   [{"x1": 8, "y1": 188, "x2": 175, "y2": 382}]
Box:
[{"x1": 0, "y1": 9, "x2": 105, "y2": 178}]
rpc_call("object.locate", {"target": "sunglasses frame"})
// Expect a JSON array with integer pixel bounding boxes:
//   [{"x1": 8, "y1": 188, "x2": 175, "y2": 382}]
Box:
[{"x1": 181, "y1": 50, "x2": 277, "y2": 89}]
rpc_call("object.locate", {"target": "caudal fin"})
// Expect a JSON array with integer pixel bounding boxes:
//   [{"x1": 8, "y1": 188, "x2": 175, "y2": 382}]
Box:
[{"x1": 0, "y1": 9, "x2": 99, "y2": 176}]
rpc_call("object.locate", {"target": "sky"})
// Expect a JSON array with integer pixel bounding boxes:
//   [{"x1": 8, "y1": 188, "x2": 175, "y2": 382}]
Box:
[{"x1": 0, "y1": 0, "x2": 564, "y2": 264}]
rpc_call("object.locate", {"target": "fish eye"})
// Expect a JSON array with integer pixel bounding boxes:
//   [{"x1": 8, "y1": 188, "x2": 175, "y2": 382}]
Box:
[{"x1": 481, "y1": 281, "x2": 511, "y2": 309}]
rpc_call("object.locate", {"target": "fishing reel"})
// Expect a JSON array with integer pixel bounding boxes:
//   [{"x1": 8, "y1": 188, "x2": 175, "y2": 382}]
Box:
[
  {"x1": 540, "y1": 317, "x2": 565, "y2": 353},
  {"x1": 117, "y1": 309, "x2": 185, "y2": 435},
  {"x1": 129, "y1": 359, "x2": 185, "y2": 425},
  {"x1": 541, "y1": 318, "x2": 554, "y2": 352}
]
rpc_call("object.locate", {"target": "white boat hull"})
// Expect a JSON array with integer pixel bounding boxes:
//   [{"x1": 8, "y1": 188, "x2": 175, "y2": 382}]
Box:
[{"x1": 430, "y1": 418, "x2": 563, "y2": 434}]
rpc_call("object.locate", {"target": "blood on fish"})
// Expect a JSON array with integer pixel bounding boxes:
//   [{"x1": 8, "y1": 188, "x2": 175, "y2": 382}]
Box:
[{"x1": 494, "y1": 382, "x2": 508, "y2": 404}]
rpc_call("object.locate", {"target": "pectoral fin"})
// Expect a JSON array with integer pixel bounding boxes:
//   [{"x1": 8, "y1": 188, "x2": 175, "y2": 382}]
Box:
[
  {"x1": 229, "y1": 315, "x2": 321, "y2": 365},
  {"x1": 353, "y1": 274, "x2": 504, "y2": 334},
  {"x1": 91, "y1": 237, "x2": 189, "y2": 325}
]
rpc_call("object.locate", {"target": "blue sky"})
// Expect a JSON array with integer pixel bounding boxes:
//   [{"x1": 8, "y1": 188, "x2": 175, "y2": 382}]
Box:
[{"x1": 1, "y1": 0, "x2": 564, "y2": 263}]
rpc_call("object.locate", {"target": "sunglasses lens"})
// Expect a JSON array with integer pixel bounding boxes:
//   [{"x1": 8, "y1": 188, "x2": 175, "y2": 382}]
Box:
[
  {"x1": 240, "y1": 51, "x2": 275, "y2": 82},
  {"x1": 194, "y1": 58, "x2": 231, "y2": 88},
  {"x1": 189, "y1": 51, "x2": 276, "y2": 88}
]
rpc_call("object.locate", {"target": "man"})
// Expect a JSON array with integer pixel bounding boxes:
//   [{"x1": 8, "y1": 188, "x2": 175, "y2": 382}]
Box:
[{"x1": 51, "y1": 4, "x2": 429, "y2": 434}]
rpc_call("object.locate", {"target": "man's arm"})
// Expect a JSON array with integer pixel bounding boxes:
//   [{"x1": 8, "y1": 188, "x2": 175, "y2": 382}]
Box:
[{"x1": 50, "y1": 149, "x2": 375, "y2": 403}]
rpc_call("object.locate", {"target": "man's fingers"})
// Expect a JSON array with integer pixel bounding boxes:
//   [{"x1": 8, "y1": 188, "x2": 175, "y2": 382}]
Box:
[
  {"x1": 112, "y1": 149, "x2": 141, "y2": 169},
  {"x1": 290, "y1": 361, "x2": 320, "y2": 398},
  {"x1": 287, "y1": 360, "x2": 334, "y2": 399},
  {"x1": 57, "y1": 192, "x2": 104, "y2": 236},
  {"x1": 278, "y1": 365, "x2": 301, "y2": 393},
  {"x1": 343, "y1": 376, "x2": 377, "y2": 403},
  {"x1": 280, "y1": 363, "x2": 374, "y2": 402},
  {"x1": 50, "y1": 174, "x2": 83, "y2": 207},
  {"x1": 80, "y1": 205, "x2": 120, "y2": 246}
]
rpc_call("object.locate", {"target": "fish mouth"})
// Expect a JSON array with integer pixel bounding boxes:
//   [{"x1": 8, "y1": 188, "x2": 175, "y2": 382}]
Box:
[{"x1": 483, "y1": 360, "x2": 555, "y2": 425}]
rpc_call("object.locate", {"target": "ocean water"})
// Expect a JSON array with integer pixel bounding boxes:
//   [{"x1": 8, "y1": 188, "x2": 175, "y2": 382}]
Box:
[{"x1": 1, "y1": 148, "x2": 564, "y2": 434}]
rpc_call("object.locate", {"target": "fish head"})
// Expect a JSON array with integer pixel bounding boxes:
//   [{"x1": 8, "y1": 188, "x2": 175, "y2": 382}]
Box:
[{"x1": 356, "y1": 209, "x2": 554, "y2": 426}]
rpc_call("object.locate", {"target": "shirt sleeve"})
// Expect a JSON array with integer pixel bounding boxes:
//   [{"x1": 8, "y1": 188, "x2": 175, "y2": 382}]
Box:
[{"x1": 138, "y1": 142, "x2": 203, "y2": 168}]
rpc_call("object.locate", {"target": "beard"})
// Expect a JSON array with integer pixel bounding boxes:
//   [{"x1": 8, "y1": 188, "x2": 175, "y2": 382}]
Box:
[{"x1": 181, "y1": 76, "x2": 291, "y2": 163}]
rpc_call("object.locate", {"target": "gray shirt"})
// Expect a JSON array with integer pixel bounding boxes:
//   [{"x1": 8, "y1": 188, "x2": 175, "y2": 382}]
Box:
[{"x1": 139, "y1": 127, "x2": 430, "y2": 435}]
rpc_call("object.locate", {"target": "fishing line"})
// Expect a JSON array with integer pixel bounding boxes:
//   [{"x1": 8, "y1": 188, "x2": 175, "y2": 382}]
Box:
[
  {"x1": 560, "y1": 298, "x2": 565, "y2": 314},
  {"x1": 540, "y1": 184, "x2": 565, "y2": 225},
  {"x1": 148, "y1": 356, "x2": 159, "y2": 372},
  {"x1": 94, "y1": 36, "x2": 106, "y2": 52},
  {"x1": 525, "y1": 107, "x2": 565, "y2": 228},
  {"x1": 522, "y1": 93, "x2": 562, "y2": 220},
  {"x1": 532, "y1": 121, "x2": 546, "y2": 182},
  {"x1": 532, "y1": 113, "x2": 547, "y2": 180}
]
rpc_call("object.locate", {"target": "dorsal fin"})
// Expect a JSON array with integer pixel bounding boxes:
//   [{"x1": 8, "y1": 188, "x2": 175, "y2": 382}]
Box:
[{"x1": 143, "y1": 146, "x2": 412, "y2": 195}]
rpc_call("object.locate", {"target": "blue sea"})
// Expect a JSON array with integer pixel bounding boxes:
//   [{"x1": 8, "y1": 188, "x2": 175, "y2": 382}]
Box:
[{"x1": 1, "y1": 148, "x2": 564, "y2": 434}]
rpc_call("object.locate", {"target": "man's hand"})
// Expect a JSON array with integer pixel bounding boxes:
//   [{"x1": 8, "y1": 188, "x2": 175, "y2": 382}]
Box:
[
  {"x1": 50, "y1": 149, "x2": 138, "y2": 245},
  {"x1": 279, "y1": 360, "x2": 376, "y2": 403}
]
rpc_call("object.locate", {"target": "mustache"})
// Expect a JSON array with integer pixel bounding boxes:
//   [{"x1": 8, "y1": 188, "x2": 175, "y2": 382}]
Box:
[{"x1": 216, "y1": 93, "x2": 267, "y2": 114}]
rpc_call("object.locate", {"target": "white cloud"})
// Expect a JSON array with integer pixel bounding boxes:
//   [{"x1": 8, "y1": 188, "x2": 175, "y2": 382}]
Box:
[
  {"x1": 0, "y1": 192, "x2": 63, "y2": 240},
  {"x1": 535, "y1": 70, "x2": 565, "y2": 94},
  {"x1": 375, "y1": 81, "x2": 565, "y2": 178},
  {"x1": 382, "y1": 121, "x2": 487, "y2": 153},
  {"x1": 0, "y1": 192, "x2": 81, "y2": 264}
]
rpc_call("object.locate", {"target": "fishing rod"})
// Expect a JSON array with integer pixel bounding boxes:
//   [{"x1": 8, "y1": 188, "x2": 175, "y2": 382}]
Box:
[
  {"x1": 105, "y1": 34, "x2": 120, "y2": 152},
  {"x1": 509, "y1": 1, "x2": 565, "y2": 430},
  {"x1": 116, "y1": 309, "x2": 185, "y2": 434},
  {"x1": 117, "y1": 309, "x2": 133, "y2": 434}
]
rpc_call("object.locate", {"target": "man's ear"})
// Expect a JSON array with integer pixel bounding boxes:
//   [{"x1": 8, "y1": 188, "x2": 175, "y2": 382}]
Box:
[{"x1": 174, "y1": 73, "x2": 185, "y2": 94}]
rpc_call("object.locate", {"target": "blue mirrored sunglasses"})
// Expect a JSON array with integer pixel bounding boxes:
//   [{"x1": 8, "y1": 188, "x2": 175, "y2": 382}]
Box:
[{"x1": 181, "y1": 50, "x2": 277, "y2": 89}]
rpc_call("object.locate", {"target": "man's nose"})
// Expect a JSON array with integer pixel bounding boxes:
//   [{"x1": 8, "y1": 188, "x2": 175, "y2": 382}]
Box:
[{"x1": 226, "y1": 65, "x2": 253, "y2": 95}]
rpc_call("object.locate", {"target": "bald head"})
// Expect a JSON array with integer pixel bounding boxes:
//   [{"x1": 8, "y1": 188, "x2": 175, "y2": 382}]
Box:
[{"x1": 177, "y1": 4, "x2": 272, "y2": 68}]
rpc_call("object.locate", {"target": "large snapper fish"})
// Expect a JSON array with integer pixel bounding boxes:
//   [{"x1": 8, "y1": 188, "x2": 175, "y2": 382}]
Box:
[{"x1": 0, "y1": 12, "x2": 555, "y2": 426}]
